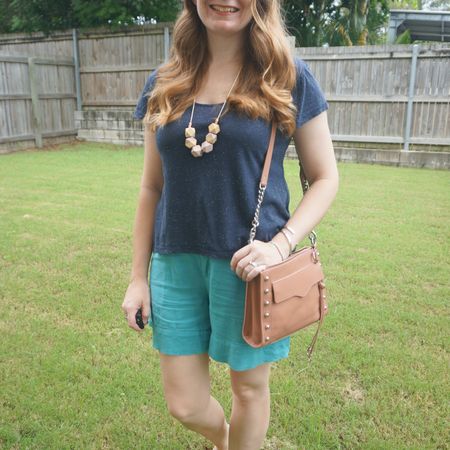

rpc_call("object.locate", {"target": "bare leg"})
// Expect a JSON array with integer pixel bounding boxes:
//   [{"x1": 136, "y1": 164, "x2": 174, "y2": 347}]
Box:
[
  {"x1": 229, "y1": 362, "x2": 271, "y2": 450},
  {"x1": 159, "y1": 352, "x2": 229, "y2": 450}
]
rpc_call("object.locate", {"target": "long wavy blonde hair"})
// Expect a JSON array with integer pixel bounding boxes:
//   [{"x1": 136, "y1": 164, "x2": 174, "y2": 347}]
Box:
[{"x1": 143, "y1": 0, "x2": 298, "y2": 137}]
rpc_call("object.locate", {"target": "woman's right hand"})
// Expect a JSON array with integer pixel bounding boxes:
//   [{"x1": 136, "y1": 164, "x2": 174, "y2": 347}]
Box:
[{"x1": 121, "y1": 277, "x2": 151, "y2": 332}]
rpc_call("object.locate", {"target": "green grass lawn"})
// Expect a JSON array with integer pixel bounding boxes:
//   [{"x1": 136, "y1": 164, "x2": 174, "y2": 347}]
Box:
[{"x1": 0, "y1": 142, "x2": 448, "y2": 450}]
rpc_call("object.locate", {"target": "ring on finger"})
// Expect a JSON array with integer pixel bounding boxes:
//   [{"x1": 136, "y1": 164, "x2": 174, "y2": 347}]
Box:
[{"x1": 249, "y1": 260, "x2": 258, "y2": 268}]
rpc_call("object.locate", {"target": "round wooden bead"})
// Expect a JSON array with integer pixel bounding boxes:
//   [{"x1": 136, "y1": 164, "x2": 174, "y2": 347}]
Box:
[
  {"x1": 205, "y1": 133, "x2": 217, "y2": 144},
  {"x1": 185, "y1": 137, "x2": 197, "y2": 149},
  {"x1": 185, "y1": 127, "x2": 196, "y2": 138},
  {"x1": 201, "y1": 141, "x2": 213, "y2": 153},
  {"x1": 208, "y1": 122, "x2": 220, "y2": 134},
  {"x1": 191, "y1": 145, "x2": 203, "y2": 157}
]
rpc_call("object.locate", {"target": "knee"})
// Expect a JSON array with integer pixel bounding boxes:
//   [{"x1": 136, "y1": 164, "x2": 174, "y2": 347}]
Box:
[
  {"x1": 166, "y1": 397, "x2": 207, "y2": 423},
  {"x1": 230, "y1": 362, "x2": 271, "y2": 404},
  {"x1": 231, "y1": 382, "x2": 270, "y2": 405}
]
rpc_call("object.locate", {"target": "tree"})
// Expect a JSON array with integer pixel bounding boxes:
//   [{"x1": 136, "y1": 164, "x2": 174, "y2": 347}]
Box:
[
  {"x1": 282, "y1": 0, "x2": 391, "y2": 47},
  {"x1": 0, "y1": 0, "x2": 181, "y2": 35},
  {"x1": 283, "y1": 0, "x2": 335, "y2": 47},
  {"x1": 7, "y1": 0, "x2": 76, "y2": 35},
  {"x1": 388, "y1": 0, "x2": 449, "y2": 10},
  {"x1": 72, "y1": 0, "x2": 181, "y2": 29},
  {"x1": 326, "y1": 0, "x2": 390, "y2": 46},
  {"x1": 389, "y1": 0, "x2": 421, "y2": 8}
]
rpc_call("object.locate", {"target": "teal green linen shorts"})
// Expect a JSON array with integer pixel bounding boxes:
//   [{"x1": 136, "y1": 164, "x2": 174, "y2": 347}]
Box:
[{"x1": 148, "y1": 252, "x2": 291, "y2": 371}]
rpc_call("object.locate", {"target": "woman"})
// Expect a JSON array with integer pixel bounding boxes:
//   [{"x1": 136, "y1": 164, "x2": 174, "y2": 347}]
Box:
[{"x1": 122, "y1": 1, "x2": 338, "y2": 449}]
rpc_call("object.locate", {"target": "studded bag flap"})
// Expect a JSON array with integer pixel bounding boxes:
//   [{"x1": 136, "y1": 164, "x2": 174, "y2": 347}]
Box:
[{"x1": 242, "y1": 123, "x2": 329, "y2": 362}]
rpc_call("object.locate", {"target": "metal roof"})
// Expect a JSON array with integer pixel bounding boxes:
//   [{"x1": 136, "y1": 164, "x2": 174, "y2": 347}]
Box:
[{"x1": 388, "y1": 9, "x2": 450, "y2": 43}]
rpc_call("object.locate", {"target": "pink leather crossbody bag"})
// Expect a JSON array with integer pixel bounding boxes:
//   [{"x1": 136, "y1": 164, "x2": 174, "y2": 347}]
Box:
[{"x1": 242, "y1": 123, "x2": 329, "y2": 361}]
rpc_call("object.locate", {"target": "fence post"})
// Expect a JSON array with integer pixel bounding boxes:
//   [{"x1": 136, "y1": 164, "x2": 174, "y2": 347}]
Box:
[
  {"x1": 404, "y1": 43, "x2": 420, "y2": 151},
  {"x1": 28, "y1": 57, "x2": 43, "y2": 148},
  {"x1": 164, "y1": 27, "x2": 170, "y2": 62},
  {"x1": 72, "y1": 28, "x2": 82, "y2": 111}
]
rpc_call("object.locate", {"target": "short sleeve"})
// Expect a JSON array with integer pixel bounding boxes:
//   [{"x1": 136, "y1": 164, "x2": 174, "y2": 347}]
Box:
[
  {"x1": 292, "y1": 56, "x2": 329, "y2": 128},
  {"x1": 133, "y1": 67, "x2": 160, "y2": 120}
]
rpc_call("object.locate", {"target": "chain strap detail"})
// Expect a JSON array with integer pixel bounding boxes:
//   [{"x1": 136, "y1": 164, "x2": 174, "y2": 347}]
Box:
[
  {"x1": 248, "y1": 183, "x2": 267, "y2": 244},
  {"x1": 247, "y1": 122, "x2": 319, "y2": 249}
]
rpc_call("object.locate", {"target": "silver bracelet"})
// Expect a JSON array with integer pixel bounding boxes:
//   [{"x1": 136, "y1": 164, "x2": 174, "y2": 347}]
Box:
[
  {"x1": 283, "y1": 225, "x2": 296, "y2": 236},
  {"x1": 269, "y1": 241, "x2": 285, "y2": 261},
  {"x1": 280, "y1": 228, "x2": 294, "y2": 253},
  {"x1": 283, "y1": 225, "x2": 297, "y2": 252}
]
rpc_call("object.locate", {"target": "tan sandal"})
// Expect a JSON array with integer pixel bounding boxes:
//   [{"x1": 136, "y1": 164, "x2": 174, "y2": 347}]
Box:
[{"x1": 212, "y1": 422, "x2": 230, "y2": 450}]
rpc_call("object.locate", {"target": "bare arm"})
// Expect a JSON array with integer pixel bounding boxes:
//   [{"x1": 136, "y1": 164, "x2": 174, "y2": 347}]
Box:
[
  {"x1": 270, "y1": 110, "x2": 339, "y2": 254},
  {"x1": 129, "y1": 124, "x2": 164, "y2": 282},
  {"x1": 230, "y1": 110, "x2": 339, "y2": 281},
  {"x1": 121, "y1": 124, "x2": 163, "y2": 330}
]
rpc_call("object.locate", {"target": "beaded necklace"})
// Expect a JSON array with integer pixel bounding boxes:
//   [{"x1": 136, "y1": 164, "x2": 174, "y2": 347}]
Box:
[{"x1": 184, "y1": 67, "x2": 242, "y2": 157}]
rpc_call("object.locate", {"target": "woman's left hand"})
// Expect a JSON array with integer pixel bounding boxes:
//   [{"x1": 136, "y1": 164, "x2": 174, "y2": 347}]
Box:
[{"x1": 230, "y1": 239, "x2": 283, "y2": 282}]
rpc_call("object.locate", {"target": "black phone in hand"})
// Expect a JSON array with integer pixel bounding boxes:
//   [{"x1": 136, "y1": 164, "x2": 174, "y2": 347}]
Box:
[{"x1": 135, "y1": 308, "x2": 145, "y2": 329}]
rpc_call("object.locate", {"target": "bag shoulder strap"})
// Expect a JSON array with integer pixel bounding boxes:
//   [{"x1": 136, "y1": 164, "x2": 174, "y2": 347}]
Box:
[
  {"x1": 259, "y1": 123, "x2": 309, "y2": 196},
  {"x1": 251, "y1": 122, "x2": 316, "y2": 247},
  {"x1": 259, "y1": 123, "x2": 277, "y2": 187}
]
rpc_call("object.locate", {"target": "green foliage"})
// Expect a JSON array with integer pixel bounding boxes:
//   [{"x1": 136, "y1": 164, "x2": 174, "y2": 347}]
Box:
[
  {"x1": 395, "y1": 28, "x2": 412, "y2": 43},
  {"x1": 282, "y1": 0, "x2": 390, "y2": 47},
  {"x1": 0, "y1": 0, "x2": 181, "y2": 35},
  {"x1": 283, "y1": 0, "x2": 335, "y2": 47},
  {"x1": 389, "y1": 0, "x2": 421, "y2": 8},
  {"x1": 390, "y1": 0, "x2": 449, "y2": 9},
  {"x1": 0, "y1": 0, "x2": 13, "y2": 34},
  {"x1": 1, "y1": 0, "x2": 439, "y2": 47},
  {"x1": 7, "y1": 0, "x2": 76, "y2": 35},
  {"x1": 325, "y1": 0, "x2": 390, "y2": 46},
  {"x1": 72, "y1": 0, "x2": 181, "y2": 29},
  {"x1": 366, "y1": 0, "x2": 391, "y2": 44}
]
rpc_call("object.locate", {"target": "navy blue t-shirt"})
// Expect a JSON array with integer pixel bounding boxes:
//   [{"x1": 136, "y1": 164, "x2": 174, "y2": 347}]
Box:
[{"x1": 133, "y1": 55, "x2": 329, "y2": 259}]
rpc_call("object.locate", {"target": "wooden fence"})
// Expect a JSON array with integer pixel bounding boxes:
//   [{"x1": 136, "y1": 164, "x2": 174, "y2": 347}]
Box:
[
  {"x1": 0, "y1": 24, "x2": 173, "y2": 151},
  {"x1": 0, "y1": 55, "x2": 77, "y2": 150},
  {"x1": 0, "y1": 25, "x2": 449, "y2": 162},
  {"x1": 294, "y1": 43, "x2": 450, "y2": 152}
]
